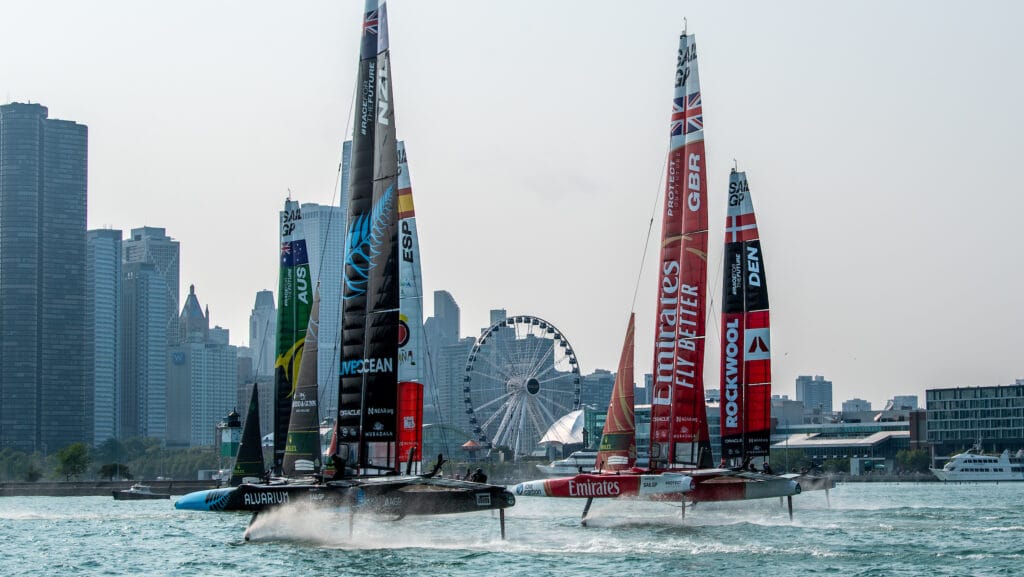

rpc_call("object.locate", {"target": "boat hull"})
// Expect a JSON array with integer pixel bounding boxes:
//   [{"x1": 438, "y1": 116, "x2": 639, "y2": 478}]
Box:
[
  {"x1": 930, "y1": 468, "x2": 1024, "y2": 482},
  {"x1": 512, "y1": 472, "x2": 693, "y2": 498},
  {"x1": 113, "y1": 490, "x2": 170, "y2": 500},
  {"x1": 687, "y1": 471, "x2": 800, "y2": 502},
  {"x1": 783, "y1": 473, "x2": 836, "y2": 492},
  {"x1": 175, "y1": 476, "x2": 515, "y2": 516}
]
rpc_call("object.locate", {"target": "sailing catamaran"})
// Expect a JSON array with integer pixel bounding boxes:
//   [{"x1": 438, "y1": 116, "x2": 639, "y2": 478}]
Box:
[
  {"x1": 511, "y1": 27, "x2": 799, "y2": 522},
  {"x1": 175, "y1": 0, "x2": 515, "y2": 535}
]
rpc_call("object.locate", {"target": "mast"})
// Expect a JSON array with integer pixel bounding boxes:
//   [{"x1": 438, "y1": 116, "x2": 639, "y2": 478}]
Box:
[
  {"x1": 595, "y1": 314, "x2": 636, "y2": 472},
  {"x1": 649, "y1": 29, "x2": 713, "y2": 470},
  {"x1": 282, "y1": 287, "x2": 323, "y2": 476},
  {"x1": 719, "y1": 169, "x2": 771, "y2": 462},
  {"x1": 337, "y1": 0, "x2": 400, "y2": 472},
  {"x1": 273, "y1": 199, "x2": 313, "y2": 475}
]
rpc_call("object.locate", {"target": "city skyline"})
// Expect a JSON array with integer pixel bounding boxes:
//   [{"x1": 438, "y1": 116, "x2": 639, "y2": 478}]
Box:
[{"x1": 3, "y1": 1, "x2": 1021, "y2": 411}]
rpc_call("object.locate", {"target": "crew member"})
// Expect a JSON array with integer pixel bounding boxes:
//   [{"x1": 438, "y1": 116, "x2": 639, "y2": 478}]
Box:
[{"x1": 469, "y1": 468, "x2": 488, "y2": 483}]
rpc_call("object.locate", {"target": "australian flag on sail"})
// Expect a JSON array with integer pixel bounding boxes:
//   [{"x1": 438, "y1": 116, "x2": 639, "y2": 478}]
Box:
[{"x1": 281, "y1": 239, "x2": 309, "y2": 267}]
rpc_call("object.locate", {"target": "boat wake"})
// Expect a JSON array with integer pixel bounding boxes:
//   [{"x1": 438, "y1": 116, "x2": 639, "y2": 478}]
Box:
[{"x1": 241, "y1": 502, "x2": 507, "y2": 548}]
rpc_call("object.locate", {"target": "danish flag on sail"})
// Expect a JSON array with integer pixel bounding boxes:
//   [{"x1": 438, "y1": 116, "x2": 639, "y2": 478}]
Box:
[{"x1": 720, "y1": 170, "x2": 772, "y2": 461}]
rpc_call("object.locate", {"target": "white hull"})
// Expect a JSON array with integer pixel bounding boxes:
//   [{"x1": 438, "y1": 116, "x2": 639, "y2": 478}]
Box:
[
  {"x1": 931, "y1": 448, "x2": 1024, "y2": 482},
  {"x1": 930, "y1": 468, "x2": 1024, "y2": 482}
]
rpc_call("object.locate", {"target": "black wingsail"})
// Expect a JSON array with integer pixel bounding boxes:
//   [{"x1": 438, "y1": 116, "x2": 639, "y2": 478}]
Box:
[
  {"x1": 336, "y1": 0, "x2": 400, "y2": 472},
  {"x1": 230, "y1": 384, "x2": 266, "y2": 486}
]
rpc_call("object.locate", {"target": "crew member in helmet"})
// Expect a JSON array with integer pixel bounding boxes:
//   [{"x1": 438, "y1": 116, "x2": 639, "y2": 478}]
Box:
[{"x1": 469, "y1": 468, "x2": 488, "y2": 483}]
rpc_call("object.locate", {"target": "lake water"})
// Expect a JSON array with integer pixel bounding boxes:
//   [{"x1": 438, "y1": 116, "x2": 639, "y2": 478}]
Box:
[{"x1": 1, "y1": 482, "x2": 1020, "y2": 576}]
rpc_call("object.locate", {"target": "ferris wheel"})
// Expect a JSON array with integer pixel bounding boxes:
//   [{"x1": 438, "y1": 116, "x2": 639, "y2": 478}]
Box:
[{"x1": 462, "y1": 315, "x2": 581, "y2": 460}]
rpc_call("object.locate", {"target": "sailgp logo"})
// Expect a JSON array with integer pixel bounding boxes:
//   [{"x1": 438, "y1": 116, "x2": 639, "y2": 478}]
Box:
[{"x1": 343, "y1": 185, "x2": 394, "y2": 299}]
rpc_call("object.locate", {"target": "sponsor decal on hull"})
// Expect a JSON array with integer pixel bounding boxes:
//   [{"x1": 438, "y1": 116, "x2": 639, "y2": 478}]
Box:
[{"x1": 242, "y1": 490, "x2": 290, "y2": 507}]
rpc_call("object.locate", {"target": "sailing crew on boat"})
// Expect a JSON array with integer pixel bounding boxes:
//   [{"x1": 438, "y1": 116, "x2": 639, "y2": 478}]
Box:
[{"x1": 470, "y1": 468, "x2": 488, "y2": 483}]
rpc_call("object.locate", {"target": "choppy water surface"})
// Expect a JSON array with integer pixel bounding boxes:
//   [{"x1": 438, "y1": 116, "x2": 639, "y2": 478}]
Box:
[{"x1": 1, "y1": 483, "x2": 1021, "y2": 576}]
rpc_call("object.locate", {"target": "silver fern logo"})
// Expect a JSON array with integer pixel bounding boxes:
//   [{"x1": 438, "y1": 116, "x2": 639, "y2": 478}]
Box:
[{"x1": 344, "y1": 184, "x2": 394, "y2": 299}]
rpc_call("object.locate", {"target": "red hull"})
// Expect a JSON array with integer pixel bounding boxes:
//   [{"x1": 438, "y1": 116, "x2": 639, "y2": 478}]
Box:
[{"x1": 512, "y1": 472, "x2": 693, "y2": 499}]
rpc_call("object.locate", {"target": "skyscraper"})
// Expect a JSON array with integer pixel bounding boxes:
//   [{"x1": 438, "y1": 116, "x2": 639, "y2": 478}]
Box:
[
  {"x1": 123, "y1": 227, "x2": 179, "y2": 345},
  {"x1": 248, "y1": 290, "x2": 276, "y2": 378},
  {"x1": 87, "y1": 229, "x2": 123, "y2": 445},
  {"x1": 121, "y1": 262, "x2": 168, "y2": 440},
  {"x1": 167, "y1": 286, "x2": 238, "y2": 447},
  {"x1": 423, "y1": 290, "x2": 460, "y2": 420},
  {"x1": 795, "y1": 374, "x2": 833, "y2": 416},
  {"x1": 0, "y1": 102, "x2": 88, "y2": 453}
]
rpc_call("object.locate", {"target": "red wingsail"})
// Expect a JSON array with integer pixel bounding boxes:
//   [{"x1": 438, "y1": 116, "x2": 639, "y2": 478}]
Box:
[
  {"x1": 719, "y1": 169, "x2": 771, "y2": 462},
  {"x1": 595, "y1": 314, "x2": 636, "y2": 471},
  {"x1": 649, "y1": 32, "x2": 713, "y2": 469}
]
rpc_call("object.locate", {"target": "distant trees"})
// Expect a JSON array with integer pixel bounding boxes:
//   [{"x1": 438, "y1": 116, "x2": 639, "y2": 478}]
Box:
[
  {"x1": 97, "y1": 463, "x2": 132, "y2": 481},
  {"x1": 54, "y1": 443, "x2": 92, "y2": 481},
  {"x1": 821, "y1": 457, "x2": 849, "y2": 474},
  {"x1": 0, "y1": 448, "x2": 45, "y2": 482},
  {"x1": 769, "y1": 449, "x2": 810, "y2": 473},
  {"x1": 895, "y1": 449, "x2": 931, "y2": 473}
]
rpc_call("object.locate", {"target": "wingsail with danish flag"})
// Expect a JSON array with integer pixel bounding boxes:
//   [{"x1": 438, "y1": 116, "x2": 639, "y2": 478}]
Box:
[{"x1": 719, "y1": 168, "x2": 771, "y2": 466}]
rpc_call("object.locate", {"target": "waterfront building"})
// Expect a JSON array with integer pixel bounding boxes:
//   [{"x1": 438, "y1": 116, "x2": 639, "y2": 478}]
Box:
[
  {"x1": 424, "y1": 290, "x2": 461, "y2": 420},
  {"x1": 771, "y1": 416, "x2": 913, "y2": 474},
  {"x1": 0, "y1": 102, "x2": 89, "y2": 453},
  {"x1": 433, "y1": 337, "x2": 476, "y2": 431},
  {"x1": 636, "y1": 374, "x2": 653, "y2": 406},
  {"x1": 926, "y1": 382, "x2": 1024, "y2": 456},
  {"x1": 580, "y1": 369, "x2": 614, "y2": 411},
  {"x1": 121, "y1": 262, "x2": 168, "y2": 440},
  {"x1": 166, "y1": 286, "x2": 238, "y2": 447},
  {"x1": 796, "y1": 374, "x2": 833, "y2": 415},
  {"x1": 842, "y1": 398, "x2": 872, "y2": 413},
  {"x1": 247, "y1": 290, "x2": 276, "y2": 378},
  {"x1": 886, "y1": 395, "x2": 919, "y2": 410},
  {"x1": 772, "y1": 395, "x2": 805, "y2": 427},
  {"x1": 87, "y1": 229, "x2": 123, "y2": 445},
  {"x1": 123, "y1": 227, "x2": 180, "y2": 345}
]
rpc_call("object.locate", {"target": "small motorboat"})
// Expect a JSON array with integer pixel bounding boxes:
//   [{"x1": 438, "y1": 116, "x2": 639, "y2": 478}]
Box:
[{"x1": 112, "y1": 483, "x2": 170, "y2": 500}]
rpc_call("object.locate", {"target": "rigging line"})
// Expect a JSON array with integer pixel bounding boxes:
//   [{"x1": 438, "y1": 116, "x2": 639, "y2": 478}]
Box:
[
  {"x1": 312, "y1": 68, "x2": 358, "y2": 288},
  {"x1": 630, "y1": 146, "x2": 671, "y2": 314}
]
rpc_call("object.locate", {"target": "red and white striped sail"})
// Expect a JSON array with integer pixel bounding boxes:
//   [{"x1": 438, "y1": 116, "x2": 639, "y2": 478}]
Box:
[
  {"x1": 594, "y1": 314, "x2": 636, "y2": 471},
  {"x1": 649, "y1": 32, "x2": 713, "y2": 469},
  {"x1": 719, "y1": 169, "x2": 771, "y2": 461}
]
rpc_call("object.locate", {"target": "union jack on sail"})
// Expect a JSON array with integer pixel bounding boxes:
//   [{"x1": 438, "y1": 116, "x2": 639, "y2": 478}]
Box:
[{"x1": 364, "y1": 10, "x2": 379, "y2": 35}]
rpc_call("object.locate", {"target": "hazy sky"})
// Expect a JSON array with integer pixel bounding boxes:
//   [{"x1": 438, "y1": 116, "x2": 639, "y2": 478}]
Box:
[{"x1": 3, "y1": 1, "x2": 1021, "y2": 409}]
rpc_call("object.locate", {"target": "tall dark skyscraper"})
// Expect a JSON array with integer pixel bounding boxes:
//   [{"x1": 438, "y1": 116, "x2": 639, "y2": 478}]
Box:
[{"x1": 0, "y1": 102, "x2": 88, "y2": 453}]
